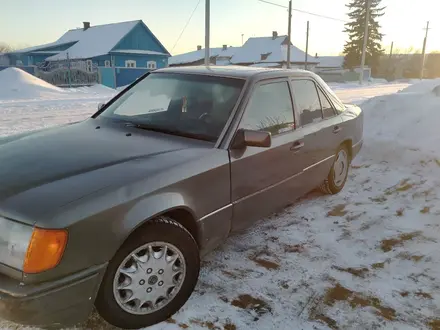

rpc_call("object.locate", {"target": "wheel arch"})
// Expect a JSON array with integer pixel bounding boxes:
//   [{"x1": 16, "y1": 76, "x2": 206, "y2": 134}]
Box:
[
  {"x1": 130, "y1": 207, "x2": 200, "y2": 247},
  {"x1": 340, "y1": 139, "x2": 353, "y2": 161}
]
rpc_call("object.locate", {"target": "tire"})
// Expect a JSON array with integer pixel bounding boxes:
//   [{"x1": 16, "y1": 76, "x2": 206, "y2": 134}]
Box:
[
  {"x1": 320, "y1": 144, "x2": 350, "y2": 195},
  {"x1": 95, "y1": 217, "x2": 200, "y2": 329}
]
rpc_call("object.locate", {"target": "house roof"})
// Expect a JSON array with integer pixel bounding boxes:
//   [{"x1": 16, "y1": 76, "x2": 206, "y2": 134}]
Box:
[
  {"x1": 11, "y1": 20, "x2": 169, "y2": 61},
  {"x1": 9, "y1": 41, "x2": 77, "y2": 54},
  {"x1": 169, "y1": 47, "x2": 240, "y2": 65},
  {"x1": 230, "y1": 35, "x2": 317, "y2": 65},
  {"x1": 316, "y1": 56, "x2": 344, "y2": 68},
  {"x1": 46, "y1": 20, "x2": 141, "y2": 61},
  {"x1": 110, "y1": 49, "x2": 169, "y2": 56}
]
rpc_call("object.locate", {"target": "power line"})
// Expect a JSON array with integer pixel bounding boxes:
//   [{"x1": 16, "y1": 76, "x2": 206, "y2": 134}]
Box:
[
  {"x1": 256, "y1": 0, "x2": 347, "y2": 23},
  {"x1": 258, "y1": 0, "x2": 287, "y2": 9},
  {"x1": 171, "y1": 0, "x2": 202, "y2": 53}
]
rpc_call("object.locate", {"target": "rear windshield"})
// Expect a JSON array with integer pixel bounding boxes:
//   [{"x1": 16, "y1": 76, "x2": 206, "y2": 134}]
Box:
[{"x1": 99, "y1": 73, "x2": 245, "y2": 142}]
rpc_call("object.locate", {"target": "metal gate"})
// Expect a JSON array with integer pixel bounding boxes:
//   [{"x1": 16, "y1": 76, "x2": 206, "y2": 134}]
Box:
[{"x1": 35, "y1": 60, "x2": 99, "y2": 87}]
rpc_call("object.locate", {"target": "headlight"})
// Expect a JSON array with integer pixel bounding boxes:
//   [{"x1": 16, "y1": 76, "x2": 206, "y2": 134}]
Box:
[
  {"x1": 0, "y1": 217, "x2": 68, "y2": 273},
  {"x1": 0, "y1": 217, "x2": 33, "y2": 270}
]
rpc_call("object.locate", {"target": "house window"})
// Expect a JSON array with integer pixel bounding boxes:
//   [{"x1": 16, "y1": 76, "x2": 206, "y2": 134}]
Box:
[
  {"x1": 104, "y1": 60, "x2": 111, "y2": 68},
  {"x1": 86, "y1": 60, "x2": 93, "y2": 72},
  {"x1": 125, "y1": 60, "x2": 136, "y2": 68},
  {"x1": 147, "y1": 61, "x2": 157, "y2": 70},
  {"x1": 16, "y1": 60, "x2": 23, "y2": 66}
]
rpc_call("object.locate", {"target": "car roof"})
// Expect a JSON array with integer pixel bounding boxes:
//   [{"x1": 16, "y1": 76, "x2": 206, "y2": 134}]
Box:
[{"x1": 154, "y1": 65, "x2": 315, "y2": 80}]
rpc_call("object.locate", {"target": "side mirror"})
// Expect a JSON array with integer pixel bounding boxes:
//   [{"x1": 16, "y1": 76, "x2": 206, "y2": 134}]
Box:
[
  {"x1": 98, "y1": 102, "x2": 106, "y2": 110},
  {"x1": 232, "y1": 129, "x2": 272, "y2": 149}
]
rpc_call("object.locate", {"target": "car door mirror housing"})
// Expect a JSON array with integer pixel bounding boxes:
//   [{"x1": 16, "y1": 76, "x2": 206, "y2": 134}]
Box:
[
  {"x1": 98, "y1": 102, "x2": 106, "y2": 110},
  {"x1": 232, "y1": 129, "x2": 272, "y2": 149}
]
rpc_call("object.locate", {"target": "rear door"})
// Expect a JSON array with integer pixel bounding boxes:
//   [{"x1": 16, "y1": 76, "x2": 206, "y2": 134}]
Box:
[
  {"x1": 230, "y1": 79, "x2": 305, "y2": 232},
  {"x1": 290, "y1": 79, "x2": 342, "y2": 189}
]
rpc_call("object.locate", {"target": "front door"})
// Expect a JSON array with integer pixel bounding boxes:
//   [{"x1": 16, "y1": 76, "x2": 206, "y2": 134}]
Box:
[{"x1": 229, "y1": 79, "x2": 306, "y2": 232}]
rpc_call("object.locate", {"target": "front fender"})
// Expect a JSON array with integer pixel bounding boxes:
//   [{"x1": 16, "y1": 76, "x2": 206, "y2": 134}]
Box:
[{"x1": 117, "y1": 192, "x2": 198, "y2": 242}]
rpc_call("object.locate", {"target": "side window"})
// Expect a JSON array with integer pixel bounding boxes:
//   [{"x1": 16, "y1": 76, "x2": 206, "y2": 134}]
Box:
[
  {"x1": 240, "y1": 81, "x2": 295, "y2": 135},
  {"x1": 291, "y1": 80, "x2": 322, "y2": 126},
  {"x1": 317, "y1": 88, "x2": 335, "y2": 118}
]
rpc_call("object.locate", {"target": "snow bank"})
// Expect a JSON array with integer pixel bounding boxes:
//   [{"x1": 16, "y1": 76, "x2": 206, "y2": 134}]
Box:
[
  {"x1": 0, "y1": 67, "x2": 66, "y2": 100},
  {"x1": 72, "y1": 84, "x2": 116, "y2": 95},
  {"x1": 401, "y1": 78, "x2": 440, "y2": 94},
  {"x1": 362, "y1": 81, "x2": 440, "y2": 156}
]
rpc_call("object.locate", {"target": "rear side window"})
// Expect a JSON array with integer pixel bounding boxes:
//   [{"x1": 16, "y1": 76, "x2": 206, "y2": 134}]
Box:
[
  {"x1": 317, "y1": 88, "x2": 336, "y2": 118},
  {"x1": 314, "y1": 75, "x2": 346, "y2": 112},
  {"x1": 291, "y1": 80, "x2": 322, "y2": 126},
  {"x1": 240, "y1": 81, "x2": 295, "y2": 135}
]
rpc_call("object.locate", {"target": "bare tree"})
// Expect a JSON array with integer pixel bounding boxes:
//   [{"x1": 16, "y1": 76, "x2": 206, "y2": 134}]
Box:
[{"x1": 0, "y1": 42, "x2": 12, "y2": 53}]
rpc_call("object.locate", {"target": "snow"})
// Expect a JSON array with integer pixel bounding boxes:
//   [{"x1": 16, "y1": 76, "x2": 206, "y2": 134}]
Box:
[
  {"x1": 0, "y1": 67, "x2": 66, "y2": 100},
  {"x1": 169, "y1": 47, "x2": 240, "y2": 65},
  {"x1": 401, "y1": 78, "x2": 440, "y2": 94},
  {"x1": 230, "y1": 35, "x2": 317, "y2": 65},
  {"x1": 2, "y1": 78, "x2": 440, "y2": 329}
]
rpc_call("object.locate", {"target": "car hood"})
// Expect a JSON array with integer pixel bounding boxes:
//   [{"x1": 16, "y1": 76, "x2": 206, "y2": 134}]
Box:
[{"x1": 0, "y1": 119, "x2": 210, "y2": 203}]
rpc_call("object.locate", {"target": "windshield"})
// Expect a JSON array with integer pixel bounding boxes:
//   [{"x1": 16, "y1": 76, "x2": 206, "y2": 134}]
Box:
[{"x1": 99, "y1": 73, "x2": 245, "y2": 142}]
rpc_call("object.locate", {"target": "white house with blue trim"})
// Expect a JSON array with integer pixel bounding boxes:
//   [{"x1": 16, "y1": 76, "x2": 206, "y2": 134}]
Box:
[{"x1": 6, "y1": 20, "x2": 170, "y2": 88}]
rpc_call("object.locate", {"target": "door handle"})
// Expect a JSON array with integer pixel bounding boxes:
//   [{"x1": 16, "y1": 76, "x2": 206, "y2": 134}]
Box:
[
  {"x1": 333, "y1": 126, "x2": 342, "y2": 134},
  {"x1": 290, "y1": 141, "x2": 304, "y2": 152}
]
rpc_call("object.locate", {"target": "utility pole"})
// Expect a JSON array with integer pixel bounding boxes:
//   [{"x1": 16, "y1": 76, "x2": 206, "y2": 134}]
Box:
[
  {"x1": 359, "y1": 0, "x2": 371, "y2": 84},
  {"x1": 205, "y1": 0, "x2": 210, "y2": 66},
  {"x1": 305, "y1": 21, "x2": 310, "y2": 70},
  {"x1": 420, "y1": 21, "x2": 430, "y2": 79},
  {"x1": 389, "y1": 41, "x2": 394, "y2": 59},
  {"x1": 286, "y1": 0, "x2": 292, "y2": 68}
]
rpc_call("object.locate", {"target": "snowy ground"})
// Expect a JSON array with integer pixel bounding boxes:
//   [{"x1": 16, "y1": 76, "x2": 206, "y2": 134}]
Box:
[{"x1": 2, "y1": 70, "x2": 440, "y2": 330}]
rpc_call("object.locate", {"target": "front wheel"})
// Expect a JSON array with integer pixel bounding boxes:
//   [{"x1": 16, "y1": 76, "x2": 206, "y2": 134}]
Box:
[
  {"x1": 95, "y1": 217, "x2": 200, "y2": 329},
  {"x1": 320, "y1": 145, "x2": 350, "y2": 195}
]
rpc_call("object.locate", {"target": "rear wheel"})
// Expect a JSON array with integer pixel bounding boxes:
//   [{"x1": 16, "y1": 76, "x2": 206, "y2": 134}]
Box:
[
  {"x1": 320, "y1": 145, "x2": 350, "y2": 195},
  {"x1": 95, "y1": 217, "x2": 200, "y2": 329}
]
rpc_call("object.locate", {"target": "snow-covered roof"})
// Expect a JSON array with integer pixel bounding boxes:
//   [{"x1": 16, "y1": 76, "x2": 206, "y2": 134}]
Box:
[
  {"x1": 230, "y1": 35, "x2": 317, "y2": 65},
  {"x1": 316, "y1": 56, "x2": 344, "y2": 68},
  {"x1": 249, "y1": 62, "x2": 280, "y2": 68},
  {"x1": 110, "y1": 49, "x2": 168, "y2": 56},
  {"x1": 10, "y1": 41, "x2": 76, "y2": 54},
  {"x1": 12, "y1": 20, "x2": 170, "y2": 61},
  {"x1": 46, "y1": 20, "x2": 140, "y2": 61},
  {"x1": 169, "y1": 47, "x2": 239, "y2": 65},
  {"x1": 32, "y1": 51, "x2": 62, "y2": 55}
]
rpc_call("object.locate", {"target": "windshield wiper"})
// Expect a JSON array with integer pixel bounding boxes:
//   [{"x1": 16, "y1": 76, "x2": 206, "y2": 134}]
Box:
[{"x1": 125, "y1": 122, "x2": 215, "y2": 142}]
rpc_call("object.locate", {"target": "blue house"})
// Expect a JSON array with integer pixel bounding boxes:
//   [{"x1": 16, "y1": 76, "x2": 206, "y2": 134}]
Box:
[{"x1": 7, "y1": 20, "x2": 170, "y2": 88}]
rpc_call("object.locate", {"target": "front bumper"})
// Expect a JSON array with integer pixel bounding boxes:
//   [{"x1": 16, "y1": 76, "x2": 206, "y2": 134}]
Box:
[{"x1": 0, "y1": 263, "x2": 107, "y2": 327}]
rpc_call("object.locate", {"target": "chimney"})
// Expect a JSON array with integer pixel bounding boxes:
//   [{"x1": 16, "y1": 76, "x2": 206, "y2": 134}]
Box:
[
  {"x1": 315, "y1": 53, "x2": 318, "y2": 58},
  {"x1": 197, "y1": 45, "x2": 202, "y2": 51},
  {"x1": 272, "y1": 31, "x2": 278, "y2": 39},
  {"x1": 222, "y1": 44, "x2": 227, "y2": 51},
  {"x1": 83, "y1": 22, "x2": 90, "y2": 30}
]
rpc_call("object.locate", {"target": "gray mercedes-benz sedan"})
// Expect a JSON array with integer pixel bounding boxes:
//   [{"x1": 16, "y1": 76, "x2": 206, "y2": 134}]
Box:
[{"x1": 0, "y1": 66, "x2": 363, "y2": 329}]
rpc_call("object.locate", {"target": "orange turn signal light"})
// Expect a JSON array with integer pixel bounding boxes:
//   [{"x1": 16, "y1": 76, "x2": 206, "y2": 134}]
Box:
[{"x1": 23, "y1": 228, "x2": 68, "y2": 274}]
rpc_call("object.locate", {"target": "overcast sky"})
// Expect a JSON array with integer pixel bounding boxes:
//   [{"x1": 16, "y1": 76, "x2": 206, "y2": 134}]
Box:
[{"x1": 1, "y1": 0, "x2": 438, "y2": 56}]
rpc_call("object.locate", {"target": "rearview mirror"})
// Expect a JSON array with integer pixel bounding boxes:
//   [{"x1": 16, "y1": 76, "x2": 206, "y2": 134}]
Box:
[
  {"x1": 232, "y1": 129, "x2": 272, "y2": 149},
  {"x1": 98, "y1": 102, "x2": 106, "y2": 110}
]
